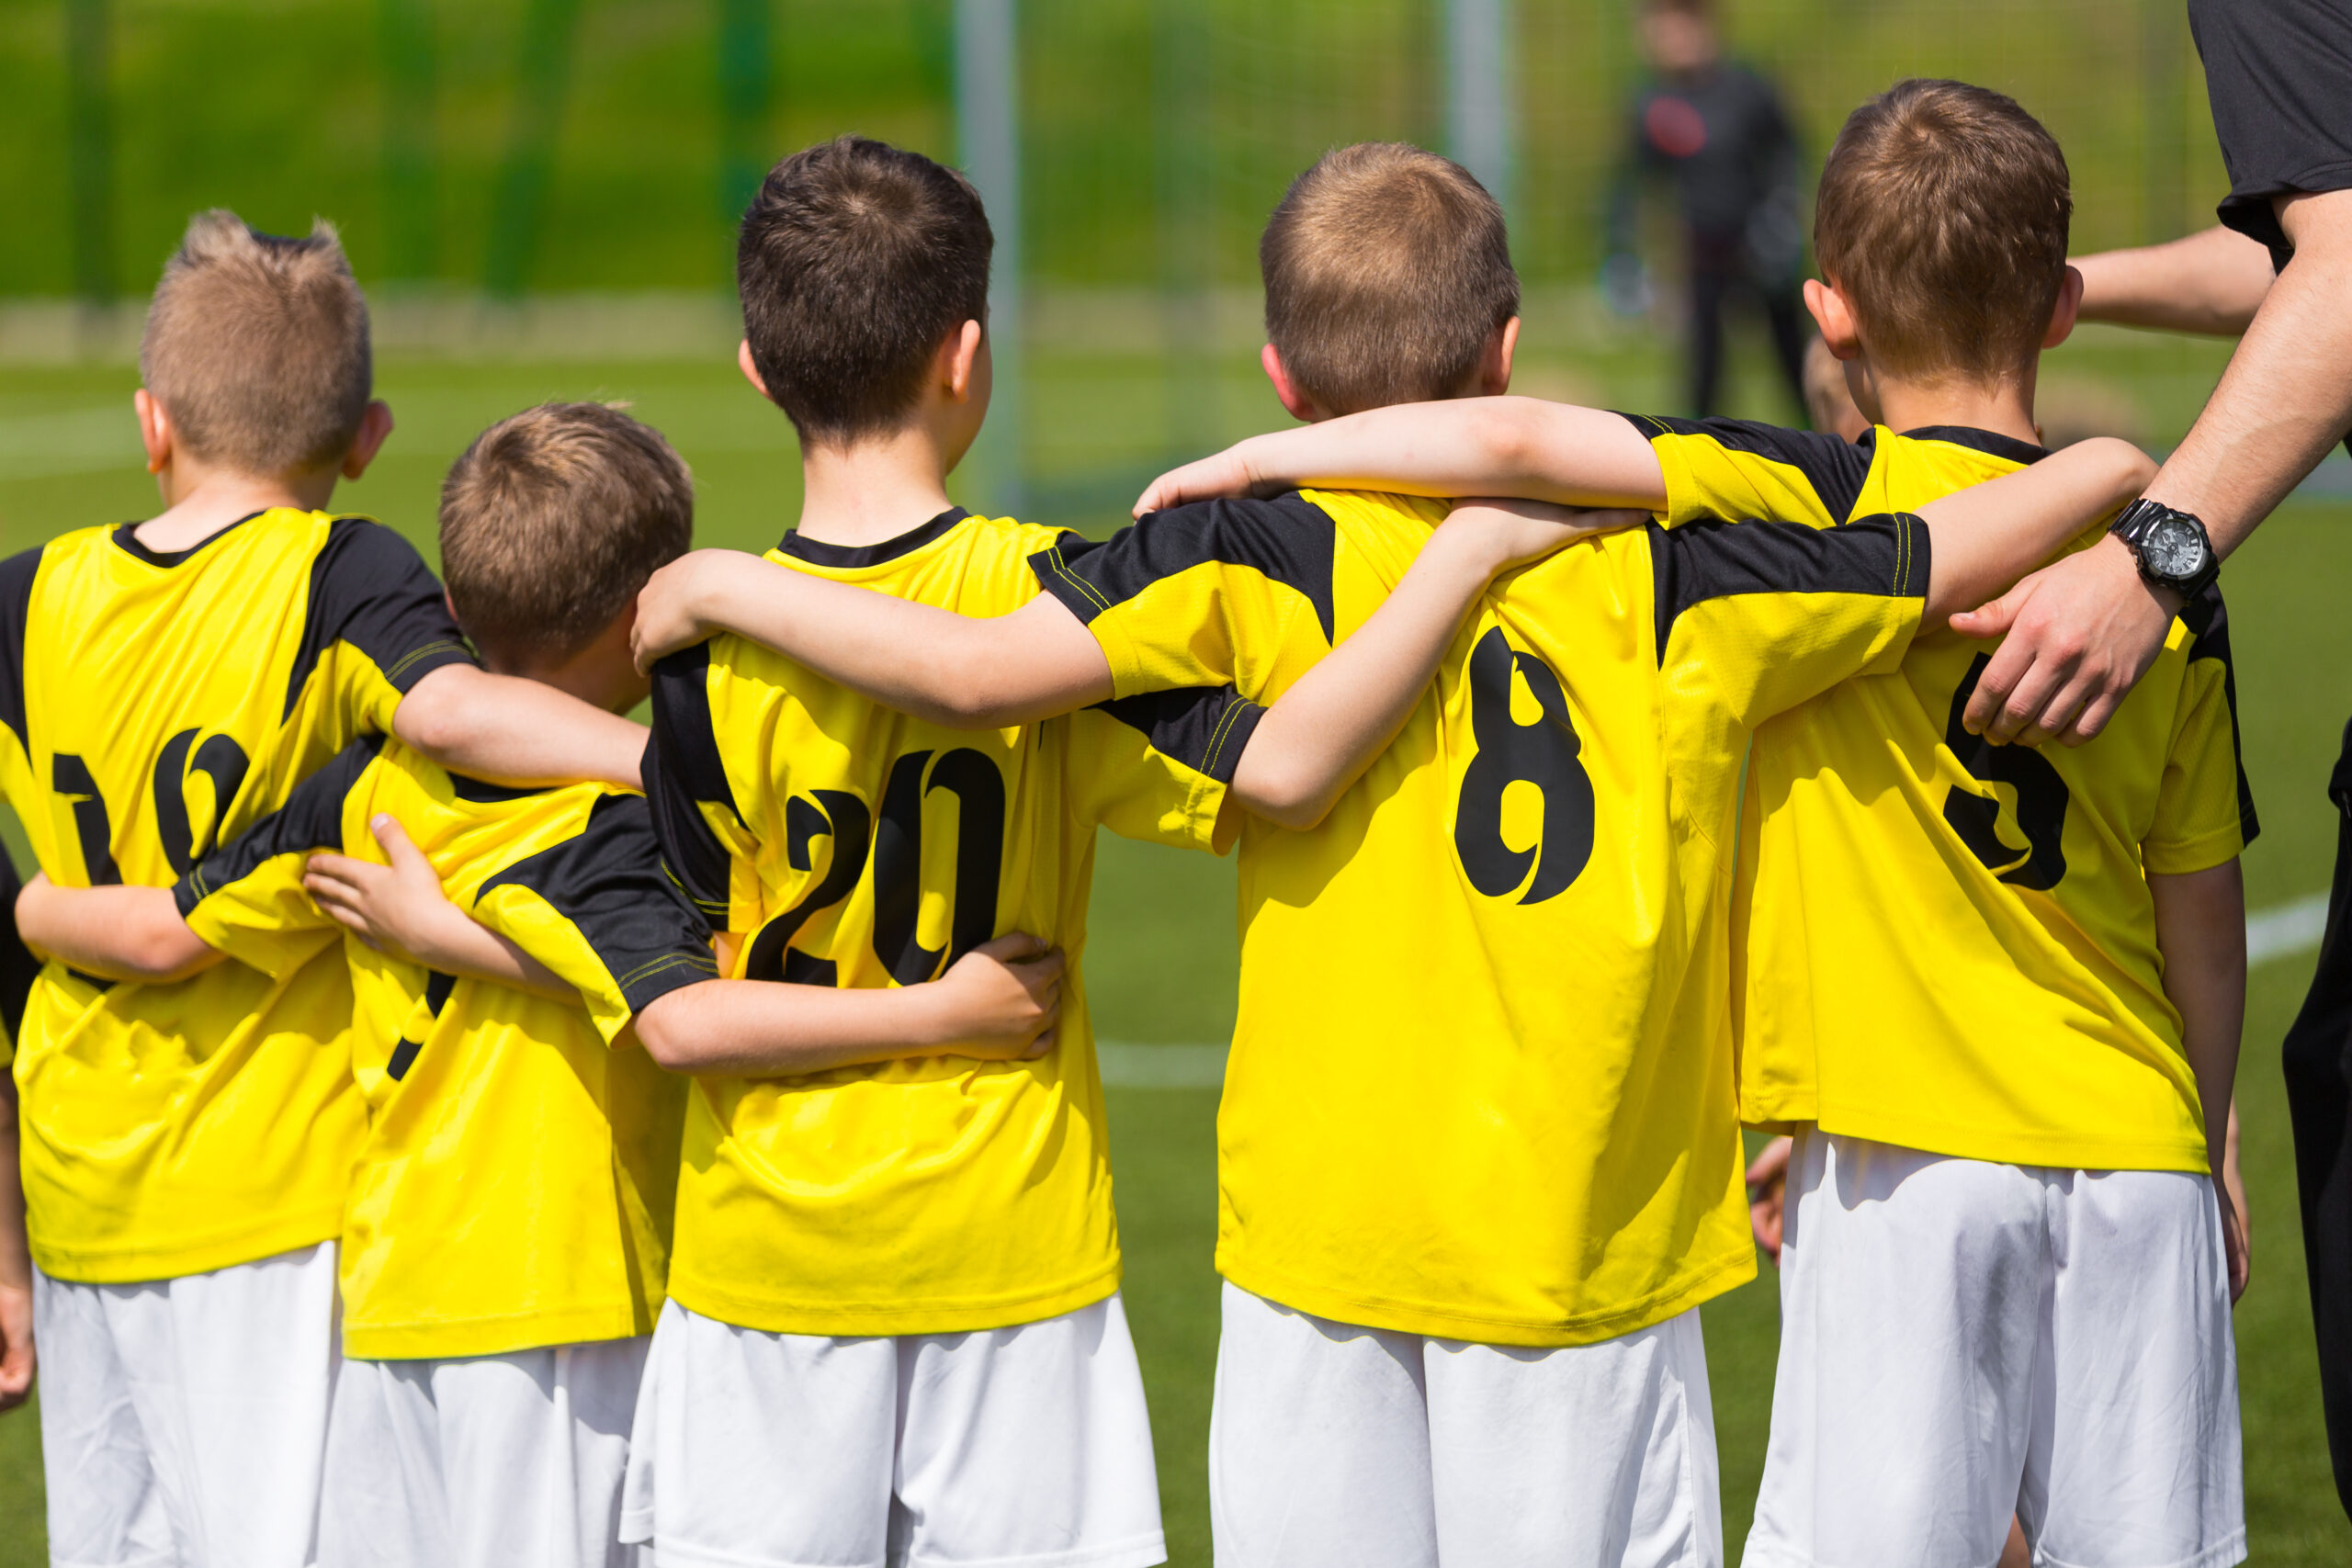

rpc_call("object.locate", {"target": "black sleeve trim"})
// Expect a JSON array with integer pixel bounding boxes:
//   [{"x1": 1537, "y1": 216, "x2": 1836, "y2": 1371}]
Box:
[
  {"x1": 288, "y1": 518, "x2": 476, "y2": 719},
  {"x1": 1651, "y1": 513, "x2": 1928, "y2": 667},
  {"x1": 477, "y1": 793, "x2": 718, "y2": 1014},
  {"x1": 175, "y1": 736, "x2": 380, "y2": 914},
  {"x1": 2181, "y1": 584, "x2": 2262, "y2": 849},
  {"x1": 0, "y1": 852, "x2": 35, "y2": 1043},
  {"x1": 1615, "y1": 412, "x2": 1875, "y2": 521},
  {"x1": 647, "y1": 643, "x2": 741, "y2": 921},
  {"x1": 1028, "y1": 494, "x2": 1339, "y2": 645},
  {"x1": 0, "y1": 547, "x2": 40, "y2": 753},
  {"x1": 1091, "y1": 685, "x2": 1265, "y2": 786}
]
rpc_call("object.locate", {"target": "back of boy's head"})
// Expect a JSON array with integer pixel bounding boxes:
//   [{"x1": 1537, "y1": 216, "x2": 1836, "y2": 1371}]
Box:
[
  {"x1": 439, "y1": 403, "x2": 693, "y2": 665},
  {"x1": 1260, "y1": 143, "x2": 1519, "y2": 416},
  {"x1": 140, "y1": 209, "x2": 372, "y2": 477},
  {"x1": 737, "y1": 135, "x2": 993, "y2": 446},
  {"x1": 1814, "y1": 78, "x2": 2072, "y2": 383}
]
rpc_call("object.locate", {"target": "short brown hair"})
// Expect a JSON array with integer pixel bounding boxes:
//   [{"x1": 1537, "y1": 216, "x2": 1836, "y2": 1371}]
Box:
[
  {"x1": 1260, "y1": 143, "x2": 1520, "y2": 416},
  {"x1": 737, "y1": 136, "x2": 993, "y2": 445},
  {"x1": 139, "y1": 210, "x2": 373, "y2": 476},
  {"x1": 439, "y1": 403, "x2": 694, "y2": 661},
  {"x1": 1814, "y1": 79, "x2": 2072, "y2": 381}
]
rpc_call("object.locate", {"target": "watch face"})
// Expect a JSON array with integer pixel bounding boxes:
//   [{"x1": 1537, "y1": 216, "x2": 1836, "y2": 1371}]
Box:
[{"x1": 2144, "y1": 514, "x2": 2209, "y2": 580}]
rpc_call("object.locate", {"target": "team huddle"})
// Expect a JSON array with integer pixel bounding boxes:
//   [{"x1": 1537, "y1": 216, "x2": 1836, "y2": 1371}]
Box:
[{"x1": 0, "y1": 70, "x2": 2250, "y2": 1568}]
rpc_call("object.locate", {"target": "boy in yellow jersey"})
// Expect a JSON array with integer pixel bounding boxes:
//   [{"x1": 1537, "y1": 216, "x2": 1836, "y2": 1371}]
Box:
[
  {"x1": 0, "y1": 214, "x2": 648, "y2": 1568},
  {"x1": 625, "y1": 141, "x2": 2158, "y2": 1567},
  {"x1": 1126, "y1": 83, "x2": 2253, "y2": 1568},
  {"x1": 17, "y1": 401, "x2": 1069, "y2": 1568}
]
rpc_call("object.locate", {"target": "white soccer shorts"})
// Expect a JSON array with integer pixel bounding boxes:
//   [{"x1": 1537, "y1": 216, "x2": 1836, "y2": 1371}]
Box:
[
  {"x1": 619, "y1": 1293, "x2": 1165, "y2": 1568},
  {"x1": 33, "y1": 1239, "x2": 340, "y2": 1568},
  {"x1": 317, "y1": 1336, "x2": 650, "y2": 1568},
  {"x1": 1745, "y1": 1129, "x2": 2246, "y2": 1568},
  {"x1": 1209, "y1": 1281, "x2": 1722, "y2": 1568}
]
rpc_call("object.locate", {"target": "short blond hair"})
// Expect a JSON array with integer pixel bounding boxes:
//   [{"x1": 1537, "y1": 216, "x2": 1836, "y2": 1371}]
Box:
[
  {"x1": 139, "y1": 210, "x2": 373, "y2": 476},
  {"x1": 439, "y1": 403, "x2": 694, "y2": 662},
  {"x1": 1260, "y1": 143, "x2": 1519, "y2": 416}
]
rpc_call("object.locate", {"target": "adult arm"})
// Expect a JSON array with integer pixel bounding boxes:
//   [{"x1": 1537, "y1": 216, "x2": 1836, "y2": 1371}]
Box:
[
  {"x1": 2074, "y1": 225, "x2": 2276, "y2": 335},
  {"x1": 2150, "y1": 858, "x2": 2250, "y2": 1302},
  {"x1": 1131, "y1": 398, "x2": 1669, "y2": 516},
  {"x1": 632, "y1": 933, "x2": 1063, "y2": 1077},
  {"x1": 1962, "y1": 188, "x2": 2352, "y2": 745}
]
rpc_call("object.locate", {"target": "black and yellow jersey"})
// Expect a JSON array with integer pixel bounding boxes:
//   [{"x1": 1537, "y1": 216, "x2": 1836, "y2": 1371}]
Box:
[
  {"x1": 647, "y1": 507, "x2": 1260, "y2": 1337},
  {"x1": 174, "y1": 735, "x2": 709, "y2": 1359},
  {"x1": 0, "y1": 856, "x2": 31, "y2": 1064},
  {"x1": 0, "y1": 508, "x2": 474, "y2": 1282},
  {"x1": 1031, "y1": 488, "x2": 1928, "y2": 1346},
  {"x1": 1627, "y1": 416, "x2": 2256, "y2": 1171}
]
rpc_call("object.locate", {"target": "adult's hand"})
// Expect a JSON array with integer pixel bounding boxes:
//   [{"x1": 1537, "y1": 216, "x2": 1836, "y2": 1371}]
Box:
[{"x1": 1951, "y1": 533, "x2": 2178, "y2": 745}]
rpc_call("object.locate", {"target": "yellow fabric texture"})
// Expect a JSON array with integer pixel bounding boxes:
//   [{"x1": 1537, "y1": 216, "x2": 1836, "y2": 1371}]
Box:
[
  {"x1": 0, "y1": 510, "x2": 473, "y2": 1282},
  {"x1": 1635, "y1": 418, "x2": 2255, "y2": 1171},
  {"x1": 647, "y1": 511, "x2": 1251, "y2": 1337},
  {"x1": 178, "y1": 738, "x2": 707, "y2": 1359},
  {"x1": 1034, "y1": 488, "x2": 1927, "y2": 1346}
]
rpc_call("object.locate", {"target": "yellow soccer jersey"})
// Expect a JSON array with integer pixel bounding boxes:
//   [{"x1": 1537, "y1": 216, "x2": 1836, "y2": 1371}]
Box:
[
  {"x1": 1031, "y1": 489, "x2": 1929, "y2": 1346},
  {"x1": 1628, "y1": 416, "x2": 2256, "y2": 1171},
  {"x1": 0, "y1": 510, "x2": 475, "y2": 1281},
  {"x1": 175, "y1": 736, "x2": 709, "y2": 1359},
  {"x1": 647, "y1": 507, "x2": 1259, "y2": 1337}
]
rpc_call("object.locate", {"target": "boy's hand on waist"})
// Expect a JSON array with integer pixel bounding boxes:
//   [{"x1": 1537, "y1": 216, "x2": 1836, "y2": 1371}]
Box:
[
  {"x1": 1949, "y1": 535, "x2": 2175, "y2": 746},
  {"x1": 1746, "y1": 1136, "x2": 1793, "y2": 1264},
  {"x1": 924, "y1": 932, "x2": 1065, "y2": 1061},
  {"x1": 633, "y1": 550, "x2": 761, "y2": 674}
]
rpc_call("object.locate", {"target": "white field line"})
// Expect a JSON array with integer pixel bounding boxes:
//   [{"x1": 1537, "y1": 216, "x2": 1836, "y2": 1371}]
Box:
[{"x1": 1099, "y1": 893, "x2": 2339, "y2": 1089}]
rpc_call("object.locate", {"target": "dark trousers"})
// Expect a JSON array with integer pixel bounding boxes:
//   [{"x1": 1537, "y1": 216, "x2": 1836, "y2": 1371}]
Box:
[
  {"x1": 2283, "y1": 715, "x2": 2352, "y2": 1519},
  {"x1": 1687, "y1": 261, "x2": 1808, "y2": 419}
]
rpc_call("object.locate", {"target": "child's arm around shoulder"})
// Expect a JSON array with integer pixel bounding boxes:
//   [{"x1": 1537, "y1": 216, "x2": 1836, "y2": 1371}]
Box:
[
  {"x1": 631, "y1": 550, "x2": 1114, "y2": 728},
  {"x1": 1916, "y1": 437, "x2": 2161, "y2": 624},
  {"x1": 392, "y1": 666, "x2": 649, "y2": 792},
  {"x1": 1231, "y1": 502, "x2": 1645, "y2": 829},
  {"x1": 1134, "y1": 398, "x2": 1669, "y2": 516},
  {"x1": 631, "y1": 932, "x2": 1064, "y2": 1077},
  {"x1": 14, "y1": 875, "x2": 217, "y2": 985}
]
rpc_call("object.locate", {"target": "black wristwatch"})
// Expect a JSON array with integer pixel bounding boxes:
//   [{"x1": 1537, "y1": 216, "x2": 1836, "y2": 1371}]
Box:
[{"x1": 2109, "y1": 498, "x2": 2219, "y2": 600}]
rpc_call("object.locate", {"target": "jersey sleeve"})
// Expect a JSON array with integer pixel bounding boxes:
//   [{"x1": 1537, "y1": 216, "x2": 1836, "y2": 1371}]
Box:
[
  {"x1": 470, "y1": 793, "x2": 720, "y2": 1045},
  {"x1": 172, "y1": 737, "x2": 377, "y2": 977},
  {"x1": 645, "y1": 643, "x2": 763, "y2": 937},
  {"x1": 1653, "y1": 513, "x2": 1930, "y2": 729},
  {"x1": 0, "y1": 547, "x2": 39, "y2": 821},
  {"x1": 1615, "y1": 413, "x2": 1870, "y2": 529},
  {"x1": 2146, "y1": 589, "x2": 2260, "y2": 875},
  {"x1": 1027, "y1": 498, "x2": 1339, "y2": 699},
  {"x1": 291, "y1": 519, "x2": 477, "y2": 736},
  {"x1": 1065, "y1": 686, "x2": 1263, "y2": 851},
  {"x1": 0, "y1": 853, "x2": 33, "y2": 1070}
]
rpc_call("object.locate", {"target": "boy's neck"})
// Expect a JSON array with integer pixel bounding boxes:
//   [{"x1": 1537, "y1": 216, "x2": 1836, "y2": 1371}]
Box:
[
  {"x1": 136, "y1": 463, "x2": 341, "y2": 554},
  {"x1": 1865, "y1": 366, "x2": 2043, "y2": 450},
  {"x1": 795, "y1": 425, "x2": 960, "y2": 548}
]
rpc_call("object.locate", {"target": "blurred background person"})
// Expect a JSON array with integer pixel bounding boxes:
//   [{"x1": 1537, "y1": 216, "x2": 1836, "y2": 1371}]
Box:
[{"x1": 1605, "y1": 0, "x2": 1810, "y2": 419}]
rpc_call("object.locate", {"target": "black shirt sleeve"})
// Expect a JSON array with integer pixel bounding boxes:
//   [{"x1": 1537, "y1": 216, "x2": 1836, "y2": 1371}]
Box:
[
  {"x1": 477, "y1": 793, "x2": 718, "y2": 1015},
  {"x1": 287, "y1": 519, "x2": 476, "y2": 720},
  {"x1": 2190, "y1": 0, "x2": 2352, "y2": 265},
  {"x1": 175, "y1": 736, "x2": 379, "y2": 915},
  {"x1": 0, "y1": 547, "x2": 40, "y2": 756},
  {"x1": 645, "y1": 644, "x2": 741, "y2": 931},
  {"x1": 0, "y1": 852, "x2": 36, "y2": 1045}
]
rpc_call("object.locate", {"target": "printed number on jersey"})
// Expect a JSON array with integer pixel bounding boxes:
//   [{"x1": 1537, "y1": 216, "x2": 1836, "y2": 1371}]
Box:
[
  {"x1": 1453, "y1": 627, "x2": 1595, "y2": 905},
  {"x1": 49, "y1": 728, "x2": 251, "y2": 886},
  {"x1": 1942, "y1": 653, "x2": 2070, "y2": 889},
  {"x1": 743, "y1": 748, "x2": 1006, "y2": 987}
]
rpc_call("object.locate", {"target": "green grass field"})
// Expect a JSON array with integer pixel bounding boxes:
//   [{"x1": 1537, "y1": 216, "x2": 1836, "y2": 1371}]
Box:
[{"x1": 0, "y1": 316, "x2": 2346, "y2": 1563}]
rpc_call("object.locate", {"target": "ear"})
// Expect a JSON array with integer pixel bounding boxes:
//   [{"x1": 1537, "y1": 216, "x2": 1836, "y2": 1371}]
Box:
[
  {"x1": 134, "y1": 389, "x2": 172, "y2": 476},
  {"x1": 1804, "y1": 278, "x2": 1863, "y2": 360},
  {"x1": 2041, "y1": 265, "x2": 2085, "y2": 350},
  {"x1": 1476, "y1": 317, "x2": 1521, "y2": 396},
  {"x1": 943, "y1": 319, "x2": 985, "y2": 402},
  {"x1": 340, "y1": 400, "x2": 395, "y2": 480},
  {"x1": 738, "y1": 339, "x2": 775, "y2": 400},
  {"x1": 1261, "y1": 344, "x2": 1322, "y2": 423}
]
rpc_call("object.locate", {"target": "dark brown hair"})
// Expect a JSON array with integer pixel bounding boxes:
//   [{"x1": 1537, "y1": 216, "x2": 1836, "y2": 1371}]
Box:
[
  {"x1": 1814, "y1": 79, "x2": 2072, "y2": 381},
  {"x1": 439, "y1": 402, "x2": 694, "y2": 661},
  {"x1": 1260, "y1": 143, "x2": 1520, "y2": 416},
  {"x1": 737, "y1": 135, "x2": 994, "y2": 444},
  {"x1": 140, "y1": 210, "x2": 372, "y2": 475}
]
